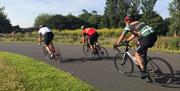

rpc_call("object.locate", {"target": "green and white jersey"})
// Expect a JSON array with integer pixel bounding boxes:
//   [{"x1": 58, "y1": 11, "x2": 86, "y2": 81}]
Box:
[{"x1": 122, "y1": 21, "x2": 154, "y2": 37}]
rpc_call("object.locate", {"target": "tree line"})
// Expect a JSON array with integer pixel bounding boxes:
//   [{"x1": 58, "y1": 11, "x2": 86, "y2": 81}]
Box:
[{"x1": 0, "y1": 0, "x2": 179, "y2": 36}]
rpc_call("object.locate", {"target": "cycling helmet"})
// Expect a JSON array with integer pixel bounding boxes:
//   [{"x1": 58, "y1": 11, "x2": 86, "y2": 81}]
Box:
[
  {"x1": 124, "y1": 15, "x2": 135, "y2": 22},
  {"x1": 39, "y1": 24, "x2": 45, "y2": 28},
  {"x1": 80, "y1": 25, "x2": 86, "y2": 30}
]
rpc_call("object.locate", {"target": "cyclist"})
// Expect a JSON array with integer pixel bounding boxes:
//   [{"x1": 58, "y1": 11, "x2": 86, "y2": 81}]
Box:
[
  {"x1": 38, "y1": 24, "x2": 54, "y2": 58},
  {"x1": 115, "y1": 15, "x2": 157, "y2": 79},
  {"x1": 81, "y1": 25, "x2": 99, "y2": 55}
]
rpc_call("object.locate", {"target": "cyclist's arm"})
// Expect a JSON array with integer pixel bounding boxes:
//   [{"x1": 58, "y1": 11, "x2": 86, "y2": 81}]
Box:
[
  {"x1": 126, "y1": 34, "x2": 136, "y2": 42},
  {"x1": 81, "y1": 33, "x2": 86, "y2": 44},
  {"x1": 38, "y1": 34, "x2": 42, "y2": 43},
  {"x1": 116, "y1": 25, "x2": 130, "y2": 45},
  {"x1": 116, "y1": 33, "x2": 126, "y2": 45}
]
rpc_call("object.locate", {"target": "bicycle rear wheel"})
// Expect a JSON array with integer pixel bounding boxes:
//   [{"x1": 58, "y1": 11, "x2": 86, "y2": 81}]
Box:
[
  {"x1": 146, "y1": 57, "x2": 174, "y2": 85},
  {"x1": 83, "y1": 44, "x2": 92, "y2": 57},
  {"x1": 53, "y1": 47, "x2": 62, "y2": 62},
  {"x1": 114, "y1": 53, "x2": 134, "y2": 76},
  {"x1": 42, "y1": 46, "x2": 51, "y2": 60}
]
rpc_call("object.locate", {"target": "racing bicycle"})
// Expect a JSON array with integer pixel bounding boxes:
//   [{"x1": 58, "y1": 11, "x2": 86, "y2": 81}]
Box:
[
  {"x1": 42, "y1": 44, "x2": 62, "y2": 62},
  {"x1": 82, "y1": 36, "x2": 108, "y2": 59},
  {"x1": 113, "y1": 42, "x2": 174, "y2": 86}
]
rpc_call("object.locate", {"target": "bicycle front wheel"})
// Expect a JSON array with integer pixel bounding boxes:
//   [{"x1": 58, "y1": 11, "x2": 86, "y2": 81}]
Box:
[
  {"x1": 42, "y1": 46, "x2": 51, "y2": 60},
  {"x1": 114, "y1": 53, "x2": 134, "y2": 76},
  {"x1": 83, "y1": 44, "x2": 92, "y2": 57},
  {"x1": 146, "y1": 57, "x2": 174, "y2": 85}
]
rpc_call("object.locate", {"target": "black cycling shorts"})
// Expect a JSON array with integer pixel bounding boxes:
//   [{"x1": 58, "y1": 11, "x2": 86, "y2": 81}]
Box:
[
  {"x1": 44, "y1": 32, "x2": 54, "y2": 45},
  {"x1": 89, "y1": 32, "x2": 99, "y2": 45},
  {"x1": 136, "y1": 33, "x2": 157, "y2": 55}
]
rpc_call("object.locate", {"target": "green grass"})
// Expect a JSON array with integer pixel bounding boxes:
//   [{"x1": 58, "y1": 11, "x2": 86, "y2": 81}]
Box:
[
  {"x1": 0, "y1": 29, "x2": 179, "y2": 53},
  {"x1": 0, "y1": 58, "x2": 25, "y2": 91},
  {"x1": 0, "y1": 52, "x2": 98, "y2": 91}
]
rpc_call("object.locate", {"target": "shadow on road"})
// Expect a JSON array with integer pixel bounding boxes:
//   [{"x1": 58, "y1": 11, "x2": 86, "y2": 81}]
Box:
[
  {"x1": 60, "y1": 56, "x2": 115, "y2": 63},
  {"x1": 173, "y1": 70, "x2": 180, "y2": 85}
]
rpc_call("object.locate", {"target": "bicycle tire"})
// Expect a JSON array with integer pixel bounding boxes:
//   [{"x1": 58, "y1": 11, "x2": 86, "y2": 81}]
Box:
[
  {"x1": 42, "y1": 46, "x2": 51, "y2": 60},
  {"x1": 146, "y1": 57, "x2": 174, "y2": 86},
  {"x1": 53, "y1": 47, "x2": 62, "y2": 62},
  {"x1": 97, "y1": 46, "x2": 109, "y2": 59},
  {"x1": 114, "y1": 53, "x2": 134, "y2": 76},
  {"x1": 83, "y1": 44, "x2": 92, "y2": 56}
]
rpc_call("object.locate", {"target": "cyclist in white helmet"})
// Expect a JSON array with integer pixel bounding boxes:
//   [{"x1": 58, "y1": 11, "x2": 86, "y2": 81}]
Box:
[{"x1": 38, "y1": 24, "x2": 54, "y2": 58}]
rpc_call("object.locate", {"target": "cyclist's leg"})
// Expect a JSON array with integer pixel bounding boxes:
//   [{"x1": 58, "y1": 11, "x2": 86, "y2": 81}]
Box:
[
  {"x1": 94, "y1": 32, "x2": 99, "y2": 47},
  {"x1": 45, "y1": 32, "x2": 54, "y2": 57},
  {"x1": 135, "y1": 46, "x2": 147, "y2": 71},
  {"x1": 136, "y1": 39, "x2": 149, "y2": 79},
  {"x1": 89, "y1": 38, "x2": 95, "y2": 54},
  {"x1": 89, "y1": 33, "x2": 97, "y2": 54},
  {"x1": 45, "y1": 42, "x2": 53, "y2": 56}
]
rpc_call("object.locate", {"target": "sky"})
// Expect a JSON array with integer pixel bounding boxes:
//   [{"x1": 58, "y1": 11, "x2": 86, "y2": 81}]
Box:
[{"x1": 1, "y1": 0, "x2": 171, "y2": 28}]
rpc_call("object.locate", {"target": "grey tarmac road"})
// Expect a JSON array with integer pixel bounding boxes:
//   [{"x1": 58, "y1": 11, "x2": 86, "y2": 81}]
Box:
[{"x1": 0, "y1": 42, "x2": 180, "y2": 91}]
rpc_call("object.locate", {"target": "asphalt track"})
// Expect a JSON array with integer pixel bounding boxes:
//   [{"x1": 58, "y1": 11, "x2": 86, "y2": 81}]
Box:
[{"x1": 0, "y1": 43, "x2": 180, "y2": 91}]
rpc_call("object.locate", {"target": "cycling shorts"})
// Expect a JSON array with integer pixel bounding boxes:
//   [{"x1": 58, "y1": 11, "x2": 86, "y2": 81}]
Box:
[
  {"x1": 136, "y1": 32, "x2": 157, "y2": 55},
  {"x1": 89, "y1": 32, "x2": 99, "y2": 45},
  {"x1": 44, "y1": 32, "x2": 54, "y2": 45}
]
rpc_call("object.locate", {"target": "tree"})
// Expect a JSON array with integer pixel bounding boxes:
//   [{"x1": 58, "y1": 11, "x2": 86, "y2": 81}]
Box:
[
  {"x1": 48, "y1": 14, "x2": 67, "y2": 30},
  {"x1": 88, "y1": 14, "x2": 102, "y2": 28},
  {"x1": 104, "y1": 0, "x2": 118, "y2": 28},
  {"x1": 34, "y1": 13, "x2": 52, "y2": 28},
  {"x1": 127, "y1": 0, "x2": 141, "y2": 15},
  {"x1": 103, "y1": 0, "x2": 141, "y2": 28},
  {"x1": 0, "y1": 7, "x2": 13, "y2": 33},
  {"x1": 168, "y1": 0, "x2": 180, "y2": 36},
  {"x1": 140, "y1": 0, "x2": 165, "y2": 35},
  {"x1": 78, "y1": 9, "x2": 92, "y2": 26},
  {"x1": 117, "y1": 0, "x2": 129, "y2": 27},
  {"x1": 100, "y1": 15, "x2": 110, "y2": 28},
  {"x1": 65, "y1": 14, "x2": 83, "y2": 29},
  {"x1": 163, "y1": 18, "x2": 170, "y2": 36},
  {"x1": 141, "y1": 0, "x2": 157, "y2": 23}
]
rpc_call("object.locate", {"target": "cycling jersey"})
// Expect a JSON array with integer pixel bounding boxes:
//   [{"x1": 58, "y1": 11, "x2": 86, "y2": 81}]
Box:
[
  {"x1": 38, "y1": 27, "x2": 54, "y2": 45},
  {"x1": 123, "y1": 21, "x2": 154, "y2": 37},
  {"x1": 82, "y1": 28, "x2": 96, "y2": 36},
  {"x1": 38, "y1": 27, "x2": 52, "y2": 35}
]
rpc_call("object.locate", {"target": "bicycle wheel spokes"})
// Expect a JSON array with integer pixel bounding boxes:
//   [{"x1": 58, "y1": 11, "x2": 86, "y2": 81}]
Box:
[
  {"x1": 42, "y1": 46, "x2": 51, "y2": 60},
  {"x1": 97, "y1": 47, "x2": 108, "y2": 59},
  {"x1": 83, "y1": 44, "x2": 92, "y2": 56},
  {"x1": 114, "y1": 53, "x2": 134, "y2": 76},
  {"x1": 146, "y1": 57, "x2": 174, "y2": 85},
  {"x1": 53, "y1": 47, "x2": 62, "y2": 62}
]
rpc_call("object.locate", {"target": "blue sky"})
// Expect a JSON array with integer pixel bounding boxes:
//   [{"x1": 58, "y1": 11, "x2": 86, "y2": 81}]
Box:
[{"x1": 1, "y1": 0, "x2": 171, "y2": 28}]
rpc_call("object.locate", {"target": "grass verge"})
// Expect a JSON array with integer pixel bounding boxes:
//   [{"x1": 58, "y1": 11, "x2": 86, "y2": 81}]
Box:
[
  {"x1": 0, "y1": 52, "x2": 97, "y2": 91},
  {"x1": 0, "y1": 57, "x2": 25, "y2": 91}
]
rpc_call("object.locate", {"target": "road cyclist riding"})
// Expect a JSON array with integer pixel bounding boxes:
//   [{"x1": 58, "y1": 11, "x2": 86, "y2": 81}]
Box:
[
  {"x1": 81, "y1": 25, "x2": 108, "y2": 59},
  {"x1": 114, "y1": 41, "x2": 174, "y2": 86},
  {"x1": 114, "y1": 15, "x2": 173, "y2": 85},
  {"x1": 37, "y1": 24, "x2": 62, "y2": 62}
]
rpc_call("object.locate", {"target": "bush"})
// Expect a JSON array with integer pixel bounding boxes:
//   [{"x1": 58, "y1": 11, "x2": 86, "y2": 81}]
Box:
[{"x1": 154, "y1": 36, "x2": 180, "y2": 50}]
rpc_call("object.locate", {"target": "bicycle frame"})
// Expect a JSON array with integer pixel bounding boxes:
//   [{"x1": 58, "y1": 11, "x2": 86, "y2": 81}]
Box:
[
  {"x1": 115, "y1": 42, "x2": 137, "y2": 64},
  {"x1": 42, "y1": 43, "x2": 62, "y2": 62},
  {"x1": 122, "y1": 52, "x2": 137, "y2": 65},
  {"x1": 114, "y1": 42, "x2": 174, "y2": 85}
]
